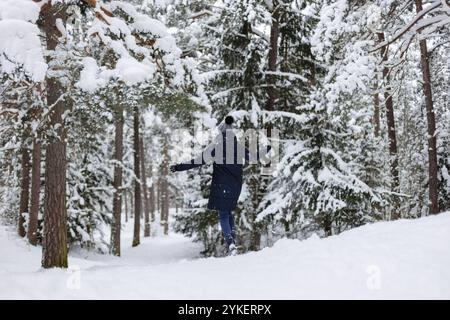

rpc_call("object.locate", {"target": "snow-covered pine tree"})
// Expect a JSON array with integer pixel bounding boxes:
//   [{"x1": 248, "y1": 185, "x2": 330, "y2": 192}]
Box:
[
  {"x1": 258, "y1": 0, "x2": 387, "y2": 240},
  {"x1": 66, "y1": 90, "x2": 114, "y2": 252},
  {"x1": 371, "y1": 0, "x2": 450, "y2": 216},
  {"x1": 430, "y1": 31, "x2": 450, "y2": 212},
  {"x1": 0, "y1": 0, "x2": 47, "y2": 243}
]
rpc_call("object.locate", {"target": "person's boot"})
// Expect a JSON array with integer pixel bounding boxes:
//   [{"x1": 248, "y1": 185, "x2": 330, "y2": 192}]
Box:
[
  {"x1": 228, "y1": 243, "x2": 237, "y2": 256},
  {"x1": 225, "y1": 235, "x2": 237, "y2": 256}
]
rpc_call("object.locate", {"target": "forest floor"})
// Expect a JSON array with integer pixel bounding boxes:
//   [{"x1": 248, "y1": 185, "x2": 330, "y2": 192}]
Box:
[{"x1": 1, "y1": 211, "x2": 450, "y2": 299}]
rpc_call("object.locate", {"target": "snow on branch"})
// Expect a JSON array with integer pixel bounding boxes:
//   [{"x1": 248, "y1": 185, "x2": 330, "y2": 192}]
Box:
[
  {"x1": 189, "y1": 10, "x2": 213, "y2": 20},
  {"x1": 370, "y1": 0, "x2": 450, "y2": 52},
  {"x1": 264, "y1": 71, "x2": 308, "y2": 82},
  {"x1": 78, "y1": 1, "x2": 186, "y2": 92},
  {"x1": 0, "y1": 0, "x2": 46, "y2": 81},
  {"x1": 262, "y1": 110, "x2": 311, "y2": 124}
]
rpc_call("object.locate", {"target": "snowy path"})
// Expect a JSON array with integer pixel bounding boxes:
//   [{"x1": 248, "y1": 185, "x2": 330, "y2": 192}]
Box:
[
  {"x1": 1, "y1": 213, "x2": 450, "y2": 299},
  {"x1": 69, "y1": 222, "x2": 202, "y2": 268}
]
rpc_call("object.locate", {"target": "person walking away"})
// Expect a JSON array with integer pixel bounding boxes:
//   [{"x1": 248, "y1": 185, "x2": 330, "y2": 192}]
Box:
[{"x1": 170, "y1": 116, "x2": 270, "y2": 256}]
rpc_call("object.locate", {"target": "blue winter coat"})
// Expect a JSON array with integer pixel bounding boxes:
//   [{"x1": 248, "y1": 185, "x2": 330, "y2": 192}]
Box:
[{"x1": 174, "y1": 130, "x2": 268, "y2": 211}]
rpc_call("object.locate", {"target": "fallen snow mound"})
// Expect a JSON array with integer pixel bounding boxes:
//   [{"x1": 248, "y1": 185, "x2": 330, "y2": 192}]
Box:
[{"x1": 1, "y1": 212, "x2": 450, "y2": 299}]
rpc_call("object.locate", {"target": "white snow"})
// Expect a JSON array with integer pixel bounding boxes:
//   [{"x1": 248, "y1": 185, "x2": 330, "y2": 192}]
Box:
[
  {"x1": 77, "y1": 56, "x2": 156, "y2": 92},
  {"x1": 77, "y1": 57, "x2": 106, "y2": 93},
  {"x1": 114, "y1": 57, "x2": 155, "y2": 85},
  {"x1": 1, "y1": 212, "x2": 450, "y2": 299},
  {"x1": 0, "y1": 0, "x2": 46, "y2": 81},
  {"x1": 80, "y1": 1, "x2": 184, "y2": 92},
  {"x1": 55, "y1": 18, "x2": 67, "y2": 39},
  {"x1": 0, "y1": 20, "x2": 47, "y2": 82},
  {"x1": 109, "y1": 0, "x2": 170, "y2": 38},
  {"x1": 0, "y1": 0, "x2": 40, "y2": 22},
  {"x1": 133, "y1": 17, "x2": 169, "y2": 38}
]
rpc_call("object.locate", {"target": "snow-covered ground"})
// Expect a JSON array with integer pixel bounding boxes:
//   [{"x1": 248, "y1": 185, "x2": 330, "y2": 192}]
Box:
[{"x1": 1, "y1": 212, "x2": 450, "y2": 299}]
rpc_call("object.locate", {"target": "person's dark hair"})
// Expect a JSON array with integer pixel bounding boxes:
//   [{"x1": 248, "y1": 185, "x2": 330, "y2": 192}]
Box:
[{"x1": 225, "y1": 115, "x2": 234, "y2": 125}]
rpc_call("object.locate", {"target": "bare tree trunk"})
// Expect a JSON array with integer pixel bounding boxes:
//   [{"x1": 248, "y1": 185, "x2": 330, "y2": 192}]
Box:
[
  {"x1": 18, "y1": 144, "x2": 30, "y2": 238},
  {"x1": 140, "y1": 136, "x2": 150, "y2": 237},
  {"x1": 415, "y1": 0, "x2": 439, "y2": 215},
  {"x1": 28, "y1": 138, "x2": 41, "y2": 246},
  {"x1": 130, "y1": 189, "x2": 134, "y2": 218},
  {"x1": 250, "y1": 231, "x2": 261, "y2": 251},
  {"x1": 161, "y1": 138, "x2": 169, "y2": 235},
  {"x1": 251, "y1": 1, "x2": 279, "y2": 250},
  {"x1": 111, "y1": 104, "x2": 124, "y2": 256},
  {"x1": 378, "y1": 32, "x2": 400, "y2": 220},
  {"x1": 132, "y1": 106, "x2": 141, "y2": 247},
  {"x1": 158, "y1": 177, "x2": 162, "y2": 227},
  {"x1": 149, "y1": 164, "x2": 155, "y2": 222},
  {"x1": 124, "y1": 189, "x2": 128, "y2": 223},
  {"x1": 40, "y1": 3, "x2": 69, "y2": 268},
  {"x1": 373, "y1": 76, "x2": 381, "y2": 137},
  {"x1": 157, "y1": 177, "x2": 161, "y2": 213},
  {"x1": 323, "y1": 216, "x2": 332, "y2": 237},
  {"x1": 265, "y1": 0, "x2": 279, "y2": 114}
]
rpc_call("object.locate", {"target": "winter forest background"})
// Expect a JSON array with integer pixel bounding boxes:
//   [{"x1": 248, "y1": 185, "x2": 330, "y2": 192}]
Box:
[{"x1": 0, "y1": 0, "x2": 449, "y2": 270}]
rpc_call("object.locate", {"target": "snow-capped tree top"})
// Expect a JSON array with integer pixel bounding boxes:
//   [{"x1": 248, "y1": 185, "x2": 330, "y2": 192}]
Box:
[
  {"x1": 0, "y1": 0, "x2": 40, "y2": 22},
  {"x1": 0, "y1": 0, "x2": 46, "y2": 81}
]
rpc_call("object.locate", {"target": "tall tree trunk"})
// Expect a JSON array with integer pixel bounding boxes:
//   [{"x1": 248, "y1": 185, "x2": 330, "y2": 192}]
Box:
[
  {"x1": 140, "y1": 136, "x2": 150, "y2": 237},
  {"x1": 149, "y1": 164, "x2": 155, "y2": 222},
  {"x1": 160, "y1": 181, "x2": 166, "y2": 234},
  {"x1": 111, "y1": 104, "x2": 124, "y2": 256},
  {"x1": 378, "y1": 32, "x2": 400, "y2": 220},
  {"x1": 415, "y1": 0, "x2": 439, "y2": 215},
  {"x1": 40, "y1": 3, "x2": 69, "y2": 268},
  {"x1": 18, "y1": 144, "x2": 30, "y2": 238},
  {"x1": 250, "y1": 231, "x2": 261, "y2": 251},
  {"x1": 132, "y1": 106, "x2": 141, "y2": 247},
  {"x1": 323, "y1": 216, "x2": 332, "y2": 237},
  {"x1": 252, "y1": 1, "x2": 279, "y2": 250},
  {"x1": 161, "y1": 138, "x2": 169, "y2": 235},
  {"x1": 124, "y1": 189, "x2": 128, "y2": 223},
  {"x1": 265, "y1": 0, "x2": 279, "y2": 115},
  {"x1": 130, "y1": 189, "x2": 134, "y2": 218},
  {"x1": 28, "y1": 138, "x2": 41, "y2": 246},
  {"x1": 373, "y1": 76, "x2": 381, "y2": 137},
  {"x1": 157, "y1": 178, "x2": 161, "y2": 213}
]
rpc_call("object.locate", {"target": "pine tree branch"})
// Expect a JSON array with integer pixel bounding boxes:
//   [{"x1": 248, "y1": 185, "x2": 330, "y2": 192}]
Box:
[{"x1": 369, "y1": 1, "x2": 441, "y2": 52}]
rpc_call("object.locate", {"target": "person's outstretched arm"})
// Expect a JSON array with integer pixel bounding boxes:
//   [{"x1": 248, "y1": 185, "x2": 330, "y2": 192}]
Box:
[{"x1": 170, "y1": 138, "x2": 218, "y2": 173}]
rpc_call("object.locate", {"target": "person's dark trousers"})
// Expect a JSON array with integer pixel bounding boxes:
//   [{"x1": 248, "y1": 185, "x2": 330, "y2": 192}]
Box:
[{"x1": 218, "y1": 210, "x2": 235, "y2": 246}]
